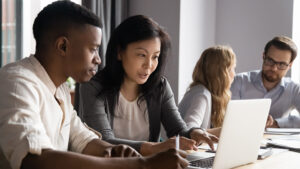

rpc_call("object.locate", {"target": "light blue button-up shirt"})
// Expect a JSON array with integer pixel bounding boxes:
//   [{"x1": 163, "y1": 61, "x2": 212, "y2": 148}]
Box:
[{"x1": 231, "y1": 70, "x2": 300, "y2": 128}]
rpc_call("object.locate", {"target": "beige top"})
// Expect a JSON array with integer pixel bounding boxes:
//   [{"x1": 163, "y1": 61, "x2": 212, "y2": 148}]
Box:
[
  {"x1": 0, "y1": 55, "x2": 100, "y2": 169},
  {"x1": 113, "y1": 92, "x2": 149, "y2": 141}
]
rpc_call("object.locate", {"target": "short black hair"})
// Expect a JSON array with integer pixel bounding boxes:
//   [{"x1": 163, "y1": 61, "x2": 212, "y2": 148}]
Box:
[
  {"x1": 33, "y1": 0, "x2": 102, "y2": 50},
  {"x1": 264, "y1": 36, "x2": 298, "y2": 62}
]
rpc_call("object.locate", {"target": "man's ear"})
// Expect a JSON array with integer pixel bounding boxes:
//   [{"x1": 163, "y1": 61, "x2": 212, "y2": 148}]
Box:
[
  {"x1": 56, "y1": 37, "x2": 68, "y2": 56},
  {"x1": 289, "y1": 61, "x2": 293, "y2": 69}
]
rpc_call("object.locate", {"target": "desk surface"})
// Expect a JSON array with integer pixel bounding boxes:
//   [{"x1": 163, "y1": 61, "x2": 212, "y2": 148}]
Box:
[
  {"x1": 190, "y1": 134, "x2": 300, "y2": 169},
  {"x1": 234, "y1": 134, "x2": 300, "y2": 169},
  {"x1": 234, "y1": 150, "x2": 300, "y2": 169}
]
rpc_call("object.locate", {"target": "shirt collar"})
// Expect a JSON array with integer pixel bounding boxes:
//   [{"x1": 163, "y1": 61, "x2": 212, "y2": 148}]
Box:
[
  {"x1": 254, "y1": 70, "x2": 285, "y2": 89},
  {"x1": 28, "y1": 55, "x2": 57, "y2": 95}
]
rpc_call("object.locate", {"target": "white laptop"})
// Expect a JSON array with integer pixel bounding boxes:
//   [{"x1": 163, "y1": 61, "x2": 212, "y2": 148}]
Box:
[{"x1": 187, "y1": 99, "x2": 271, "y2": 169}]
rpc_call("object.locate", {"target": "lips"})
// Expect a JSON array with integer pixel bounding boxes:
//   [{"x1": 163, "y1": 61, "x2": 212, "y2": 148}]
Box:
[
  {"x1": 138, "y1": 73, "x2": 149, "y2": 79},
  {"x1": 89, "y1": 67, "x2": 98, "y2": 76}
]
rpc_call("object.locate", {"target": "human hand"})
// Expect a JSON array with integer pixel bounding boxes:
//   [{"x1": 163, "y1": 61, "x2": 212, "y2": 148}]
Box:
[
  {"x1": 141, "y1": 136, "x2": 197, "y2": 156},
  {"x1": 163, "y1": 136, "x2": 198, "y2": 151},
  {"x1": 266, "y1": 115, "x2": 279, "y2": 128},
  {"x1": 101, "y1": 144, "x2": 141, "y2": 157},
  {"x1": 190, "y1": 129, "x2": 219, "y2": 151},
  {"x1": 143, "y1": 149, "x2": 188, "y2": 169}
]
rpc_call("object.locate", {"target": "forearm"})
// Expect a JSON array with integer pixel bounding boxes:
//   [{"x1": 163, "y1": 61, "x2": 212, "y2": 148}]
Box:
[
  {"x1": 207, "y1": 127, "x2": 221, "y2": 137},
  {"x1": 140, "y1": 142, "x2": 157, "y2": 156},
  {"x1": 21, "y1": 149, "x2": 145, "y2": 169}
]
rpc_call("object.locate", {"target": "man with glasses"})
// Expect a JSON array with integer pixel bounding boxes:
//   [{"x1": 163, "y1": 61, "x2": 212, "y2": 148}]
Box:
[{"x1": 231, "y1": 36, "x2": 299, "y2": 128}]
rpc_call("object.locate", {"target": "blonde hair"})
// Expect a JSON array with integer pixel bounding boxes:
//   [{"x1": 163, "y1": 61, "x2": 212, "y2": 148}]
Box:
[{"x1": 190, "y1": 45, "x2": 236, "y2": 127}]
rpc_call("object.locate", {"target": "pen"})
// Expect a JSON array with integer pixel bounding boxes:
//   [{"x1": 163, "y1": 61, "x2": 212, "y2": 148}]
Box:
[{"x1": 175, "y1": 134, "x2": 179, "y2": 150}]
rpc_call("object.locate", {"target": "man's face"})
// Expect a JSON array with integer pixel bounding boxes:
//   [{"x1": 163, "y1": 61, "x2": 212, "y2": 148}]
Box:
[
  {"x1": 262, "y1": 45, "x2": 292, "y2": 83},
  {"x1": 65, "y1": 24, "x2": 102, "y2": 83}
]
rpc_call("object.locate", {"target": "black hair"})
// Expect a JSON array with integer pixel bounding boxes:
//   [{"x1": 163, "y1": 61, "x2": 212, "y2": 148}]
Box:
[
  {"x1": 94, "y1": 15, "x2": 171, "y2": 103},
  {"x1": 33, "y1": 0, "x2": 102, "y2": 51}
]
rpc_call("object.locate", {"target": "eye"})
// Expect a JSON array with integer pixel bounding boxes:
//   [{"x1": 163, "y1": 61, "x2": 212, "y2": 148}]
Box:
[
  {"x1": 279, "y1": 62, "x2": 288, "y2": 67},
  {"x1": 266, "y1": 57, "x2": 274, "y2": 63},
  {"x1": 137, "y1": 53, "x2": 146, "y2": 57},
  {"x1": 152, "y1": 55, "x2": 159, "y2": 59},
  {"x1": 91, "y1": 47, "x2": 99, "y2": 53}
]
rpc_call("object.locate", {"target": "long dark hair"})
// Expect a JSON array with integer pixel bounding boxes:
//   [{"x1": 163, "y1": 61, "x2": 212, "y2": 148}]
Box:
[{"x1": 93, "y1": 15, "x2": 170, "y2": 102}]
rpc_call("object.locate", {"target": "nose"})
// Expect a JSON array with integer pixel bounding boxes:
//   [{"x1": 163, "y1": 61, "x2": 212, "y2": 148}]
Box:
[
  {"x1": 143, "y1": 58, "x2": 152, "y2": 69},
  {"x1": 270, "y1": 63, "x2": 278, "y2": 71},
  {"x1": 94, "y1": 52, "x2": 101, "y2": 65}
]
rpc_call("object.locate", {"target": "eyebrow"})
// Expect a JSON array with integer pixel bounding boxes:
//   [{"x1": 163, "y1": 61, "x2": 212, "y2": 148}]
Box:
[
  {"x1": 135, "y1": 47, "x2": 160, "y2": 54},
  {"x1": 266, "y1": 56, "x2": 289, "y2": 64}
]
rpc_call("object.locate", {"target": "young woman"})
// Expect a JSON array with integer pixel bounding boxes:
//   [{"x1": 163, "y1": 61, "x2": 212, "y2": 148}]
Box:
[
  {"x1": 179, "y1": 46, "x2": 236, "y2": 130},
  {"x1": 78, "y1": 15, "x2": 218, "y2": 156}
]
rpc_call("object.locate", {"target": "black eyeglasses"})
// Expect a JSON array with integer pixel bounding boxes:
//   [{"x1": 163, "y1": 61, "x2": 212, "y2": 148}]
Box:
[{"x1": 263, "y1": 56, "x2": 290, "y2": 70}]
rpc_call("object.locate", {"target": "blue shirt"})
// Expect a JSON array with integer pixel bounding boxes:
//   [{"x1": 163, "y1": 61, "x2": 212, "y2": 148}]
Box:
[{"x1": 231, "y1": 70, "x2": 300, "y2": 128}]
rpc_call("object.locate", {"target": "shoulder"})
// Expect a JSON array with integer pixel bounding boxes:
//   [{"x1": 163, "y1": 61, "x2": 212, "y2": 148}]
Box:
[
  {"x1": 232, "y1": 70, "x2": 260, "y2": 87},
  {"x1": 0, "y1": 58, "x2": 37, "y2": 80},
  {"x1": 80, "y1": 79, "x2": 103, "y2": 95},
  {"x1": 159, "y1": 76, "x2": 172, "y2": 93},
  {"x1": 235, "y1": 70, "x2": 259, "y2": 81},
  {"x1": 282, "y1": 77, "x2": 300, "y2": 92},
  {"x1": 0, "y1": 58, "x2": 41, "y2": 90},
  {"x1": 191, "y1": 84, "x2": 211, "y2": 95},
  {"x1": 181, "y1": 84, "x2": 211, "y2": 103}
]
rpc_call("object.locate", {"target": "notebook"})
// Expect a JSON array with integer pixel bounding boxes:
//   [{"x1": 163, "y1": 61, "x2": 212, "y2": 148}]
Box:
[{"x1": 186, "y1": 99, "x2": 271, "y2": 169}]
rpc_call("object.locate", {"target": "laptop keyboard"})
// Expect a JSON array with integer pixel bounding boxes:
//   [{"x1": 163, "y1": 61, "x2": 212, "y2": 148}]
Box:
[{"x1": 189, "y1": 156, "x2": 214, "y2": 168}]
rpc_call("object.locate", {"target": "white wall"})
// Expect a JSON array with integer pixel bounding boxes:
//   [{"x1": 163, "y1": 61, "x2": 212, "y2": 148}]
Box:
[
  {"x1": 216, "y1": 0, "x2": 294, "y2": 74},
  {"x1": 178, "y1": 0, "x2": 216, "y2": 101},
  {"x1": 292, "y1": 1, "x2": 300, "y2": 83},
  {"x1": 128, "y1": 0, "x2": 181, "y2": 102}
]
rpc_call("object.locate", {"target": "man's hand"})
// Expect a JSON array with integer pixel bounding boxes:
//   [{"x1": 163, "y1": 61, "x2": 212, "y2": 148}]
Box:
[
  {"x1": 190, "y1": 129, "x2": 219, "y2": 151},
  {"x1": 266, "y1": 115, "x2": 279, "y2": 128},
  {"x1": 143, "y1": 149, "x2": 188, "y2": 169},
  {"x1": 104, "y1": 144, "x2": 141, "y2": 157},
  {"x1": 82, "y1": 139, "x2": 140, "y2": 157}
]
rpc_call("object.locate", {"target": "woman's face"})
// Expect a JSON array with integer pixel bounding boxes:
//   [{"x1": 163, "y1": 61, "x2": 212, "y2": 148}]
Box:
[
  {"x1": 119, "y1": 37, "x2": 161, "y2": 85},
  {"x1": 228, "y1": 60, "x2": 236, "y2": 86}
]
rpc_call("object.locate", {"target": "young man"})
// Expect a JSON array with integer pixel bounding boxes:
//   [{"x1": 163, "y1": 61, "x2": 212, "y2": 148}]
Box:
[
  {"x1": 0, "y1": 1, "x2": 189, "y2": 169},
  {"x1": 231, "y1": 36, "x2": 300, "y2": 128}
]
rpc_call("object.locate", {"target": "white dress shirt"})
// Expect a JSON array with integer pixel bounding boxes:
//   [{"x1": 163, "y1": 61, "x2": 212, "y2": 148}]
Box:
[{"x1": 0, "y1": 55, "x2": 100, "y2": 169}]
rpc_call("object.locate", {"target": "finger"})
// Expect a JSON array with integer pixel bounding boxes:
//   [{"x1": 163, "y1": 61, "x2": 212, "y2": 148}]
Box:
[
  {"x1": 192, "y1": 144, "x2": 198, "y2": 151},
  {"x1": 124, "y1": 147, "x2": 141, "y2": 157},
  {"x1": 177, "y1": 154, "x2": 189, "y2": 168},
  {"x1": 209, "y1": 135, "x2": 219, "y2": 143},
  {"x1": 177, "y1": 149, "x2": 188, "y2": 158},
  {"x1": 205, "y1": 137, "x2": 215, "y2": 151},
  {"x1": 179, "y1": 137, "x2": 196, "y2": 150},
  {"x1": 133, "y1": 151, "x2": 141, "y2": 157},
  {"x1": 103, "y1": 147, "x2": 112, "y2": 157},
  {"x1": 123, "y1": 147, "x2": 133, "y2": 157},
  {"x1": 112, "y1": 145, "x2": 125, "y2": 157}
]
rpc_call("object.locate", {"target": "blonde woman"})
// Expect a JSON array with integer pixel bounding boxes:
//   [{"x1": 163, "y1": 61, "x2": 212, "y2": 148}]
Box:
[{"x1": 179, "y1": 46, "x2": 236, "y2": 131}]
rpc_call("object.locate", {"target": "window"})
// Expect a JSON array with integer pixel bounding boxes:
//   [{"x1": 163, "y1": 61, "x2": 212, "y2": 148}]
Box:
[
  {"x1": 1, "y1": 0, "x2": 22, "y2": 67},
  {"x1": 1, "y1": 0, "x2": 81, "y2": 67}
]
